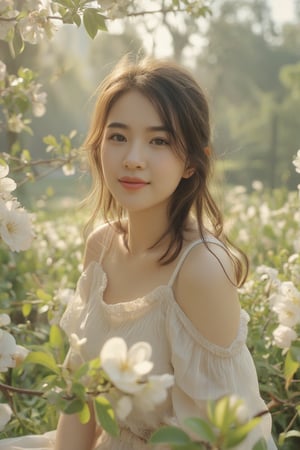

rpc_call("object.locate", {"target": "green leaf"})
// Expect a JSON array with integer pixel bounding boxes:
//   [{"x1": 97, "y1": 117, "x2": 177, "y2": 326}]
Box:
[
  {"x1": 43, "y1": 134, "x2": 58, "y2": 147},
  {"x1": 72, "y1": 382, "x2": 86, "y2": 400},
  {"x1": 94, "y1": 396, "x2": 119, "y2": 437},
  {"x1": 150, "y1": 426, "x2": 192, "y2": 445},
  {"x1": 74, "y1": 362, "x2": 90, "y2": 380},
  {"x1": 210, "y1": 396, "x2": 232, "y2": 431},
  {"x1": 36, "y1": 288, "x2": 52, "y2": 302},
  {"x1": 83, "y1": 8, "x2": 106, "y2": 39},
  {"x1": 54, "y1": 0, "x2": 74, "y2": 7},
  {"x1": 279, "y1": 430, "x2": 300, "y2": 445},
  {"x1": 289, "y1": 343, "x2": 300, "y2": 362},
  {"x1": 21, "y1": 149, "x2": 31, "y2": 163},
  {"x1": 78, "y1": 402, "x2": 91, "y2": 424},
  {"x1": 49, "y1": 324, "x2": 64, "y2": 349},
  {"x1": 184, "y1": 417, "x2": 216, "y2": 444},
  {"x1": 223, "y1": 418, "x2": 261, "y2": 448},
  {"x1": 12, "y1": 25, "x2": 24, "y2": 56},
  {"x1": 63, "y1": 398, "x2": 84, "y2": 415},
  {"x1": 25, "y1": 351, "x2": 60, "y2": 374},
  {"x1": 73, "y1": 13, "x2": 81, "y2": 27},
  {"x1": 284, "y1": 350, "x2": 300, "y2": 389},
  {"x1": 22, "y1": 303, "x2": 32, "y2": 318}
]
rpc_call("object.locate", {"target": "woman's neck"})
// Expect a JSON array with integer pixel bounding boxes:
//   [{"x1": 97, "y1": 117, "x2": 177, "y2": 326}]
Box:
[{"x1": 125, "y1": 210, "x2": 170, "y2": 256}]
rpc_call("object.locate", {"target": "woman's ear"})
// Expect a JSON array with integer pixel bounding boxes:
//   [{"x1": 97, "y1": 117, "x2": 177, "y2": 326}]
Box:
[{"x1": 182, "y1": 167, "x2": 195, "y2": 179}]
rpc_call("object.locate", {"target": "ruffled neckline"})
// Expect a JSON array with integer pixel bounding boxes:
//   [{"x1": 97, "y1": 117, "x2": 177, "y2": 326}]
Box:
[{"x1": 81, "y1": 260, "x2": 172, "y2": 312}]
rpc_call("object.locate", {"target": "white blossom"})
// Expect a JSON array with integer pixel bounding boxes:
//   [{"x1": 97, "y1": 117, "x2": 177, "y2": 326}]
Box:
[
  {"x1": 30, "y1": 83, "x2": 47, "y2": 117},
  {"x1": 281, "y1": 281, "x2": 300, "y2": 305},
  {"x1": 0, "y1": 329, "x2": 17, "y2": 372},
  {"x1": 13, "y1": 345, "x2": 30, "y2": 366},
  {"x1": 273, "y1": 324, "x2": 297, "y2": 349},
  {"x1": 100, "y1": 337, "x2": 153, "y2": 394},
  {"x1": 115, "y1": 395, "x2": 133, "y2": 420},
  {"x1": 293, "y1": 149, "x2": 300, "y2": 173},
  {"x1": 62, "y1": 163, "x2": 75, "y2": 176},
  {"x1": 18, "y1": 8, "x2": 55, "y2": 44},
  {"x1": 0, "y1": 164, "x2": 16, "y2": 197},
  {"x1": 272, "y1": 299, "x2": 300, "y2": 327},
  {"x1": 7, "y1": 114, "x2": 25, "y2": 133},
  {"x1": 0, "y1": 60, "x2": 6, "y2": 81},
  {"x1": 0, "y1": 199, "x2": 34, "y2": 252},
  {"x1": 50, "y1": 288, "x2": 74, "y2": 325},
  {"x1": 270, "y1": 281, "x2": 300, "y2": 327},
  {"x1": 251, "y1": 180, "x2": 263, "y2": 191},
  {"x1": 0, "y1": 403, "x2": 12, "y2": 431},
  {"x1": 256, "y1": 265, "x2": 279, "y2": 281},
  {"x1": 256, "y1": 265, "x2": 280, "y2": 291},
  {"x1": 0, "y1": 313, "x2": 10, "y2": 327},
  {"x1": 103, "y1": 0, "x2": 130, "y2": 19},
  {"x1": 18, "y1": 10, "x2": 46, "y2": 44},
  {"x1": 133, "y1": 374, "x2": 174, "y2": 412},
  {"x1": 259, "y1": 203, "x2": 271, "y2": 225},
  {"x1": 228, "y1": 395, "x2": 249, "y2": 425}
]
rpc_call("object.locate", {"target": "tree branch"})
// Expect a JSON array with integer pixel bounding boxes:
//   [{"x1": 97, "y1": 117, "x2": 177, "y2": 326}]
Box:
[{"x1": 0, "y1": 381, "x2": 44, "y2": 397}]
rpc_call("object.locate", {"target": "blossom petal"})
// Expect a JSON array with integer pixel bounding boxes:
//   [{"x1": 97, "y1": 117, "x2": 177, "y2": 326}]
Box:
[
  {"x1": 0, "y1": 330, "x2": 17, "y2": 372},
  {"x1": 115, "y1": 396, "x2": 133, "y2": 420},
  {"x1": 100, "y1": 337, "x2": 127, "y2": 364},
  {"x1": 128, "y1": 341, "x2": 152, "y2": 365},
  {"x1": 133, "y1": 360, "x2": 153, "y2": 376},
  {"x1": 0, "y1": 403, "x2": 12, "y2": 431},
  {"x1": 0, "y1": 314, "x2": 11, "y2": 327},
  {"x1": 0, "y1": 164, "x2": 9, "y2": 179}
]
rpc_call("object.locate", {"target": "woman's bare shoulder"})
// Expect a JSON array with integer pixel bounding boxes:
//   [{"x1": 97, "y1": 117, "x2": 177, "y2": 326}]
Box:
[
  {"x1": 83, "y1": 223, "x2": 114, "y2": 268},
  {"x1": 175, "y1": 241, "x2": 241, "y2": 347}
]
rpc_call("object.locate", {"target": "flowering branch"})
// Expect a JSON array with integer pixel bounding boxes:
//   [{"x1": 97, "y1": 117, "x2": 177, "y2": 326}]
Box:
[{"x1": 0, "y1": 1, "x2": 211, "y2": 49}]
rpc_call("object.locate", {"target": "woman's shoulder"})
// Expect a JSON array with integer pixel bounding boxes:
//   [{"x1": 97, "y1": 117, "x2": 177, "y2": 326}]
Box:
[
  {"x1": 83, "y1": 222, "x2": 115, "y2": 268},
  {"x1": 174, "y1": 237, "x2": 241, "y2": 347}
]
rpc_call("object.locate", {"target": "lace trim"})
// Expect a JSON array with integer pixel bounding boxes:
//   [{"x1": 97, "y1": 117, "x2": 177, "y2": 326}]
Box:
[{"x1": 83, "y1": 261, "x2": 169, "y2": 315}]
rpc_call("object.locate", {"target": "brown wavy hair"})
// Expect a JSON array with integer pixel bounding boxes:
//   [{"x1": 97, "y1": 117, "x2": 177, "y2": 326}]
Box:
[{"x1": 82, "y1": 55, "x2": 248, "y2": 286}]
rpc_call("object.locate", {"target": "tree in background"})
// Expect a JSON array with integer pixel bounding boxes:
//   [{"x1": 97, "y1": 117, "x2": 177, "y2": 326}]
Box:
[{"x1": 194, "y1": 0, "x2": 300, "y2": 189}]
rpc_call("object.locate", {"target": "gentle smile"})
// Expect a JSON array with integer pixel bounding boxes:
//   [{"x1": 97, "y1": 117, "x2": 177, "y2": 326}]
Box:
[{"x1": 118, "y1": 177, "x2": 149, "y2": 190}]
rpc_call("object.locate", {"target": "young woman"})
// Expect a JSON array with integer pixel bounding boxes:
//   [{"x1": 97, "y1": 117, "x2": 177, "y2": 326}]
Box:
[{"x1": 0, "y1": 57, "x2": 277, "y2": 450}]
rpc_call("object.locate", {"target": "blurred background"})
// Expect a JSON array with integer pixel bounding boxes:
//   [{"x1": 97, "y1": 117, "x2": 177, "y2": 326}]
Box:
[{"x1": 1, "y1": 0, "x2": 299, "y2": 210}]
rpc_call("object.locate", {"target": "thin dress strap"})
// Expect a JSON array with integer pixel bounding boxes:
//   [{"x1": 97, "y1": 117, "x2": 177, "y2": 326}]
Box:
[
  {"x1": 167, "y1": 237, "x2": 226, "y2": 287},
  {"x1": 98, "y1": 225, "x2": 114, "y2": 264}
]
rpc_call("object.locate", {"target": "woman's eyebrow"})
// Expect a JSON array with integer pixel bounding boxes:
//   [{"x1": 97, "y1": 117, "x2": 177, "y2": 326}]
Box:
[
  {"x1": 107, "y1": 122, "x2": 128, "y2": 129},
  {"x1": 107, "y1": 122, "x2": 170, "y2": 132}
]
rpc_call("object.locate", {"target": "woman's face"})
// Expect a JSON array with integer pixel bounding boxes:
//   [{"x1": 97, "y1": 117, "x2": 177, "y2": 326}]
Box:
[{"x1": 100, "y1": 90, "x2": 191, "y2": 216}]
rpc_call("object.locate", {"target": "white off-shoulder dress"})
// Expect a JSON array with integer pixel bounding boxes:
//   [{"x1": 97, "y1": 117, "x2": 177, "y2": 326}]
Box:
[{"x1": 0, "y1": 238, "x2": 277, "y2": 450}]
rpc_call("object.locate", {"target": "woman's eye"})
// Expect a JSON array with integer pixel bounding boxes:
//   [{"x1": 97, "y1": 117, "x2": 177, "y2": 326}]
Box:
[
  {"x1": 109, "y1": 133, "x2": 126, "y2": 142},
  {"x1": 151, "y1": 137, "x2": 169, "y2": 146}
]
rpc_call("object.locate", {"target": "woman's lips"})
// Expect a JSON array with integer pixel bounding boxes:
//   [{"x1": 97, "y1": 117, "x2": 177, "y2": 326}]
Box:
[{"x1": 118, "y1": 177, "x2": 149, "y2": 190}]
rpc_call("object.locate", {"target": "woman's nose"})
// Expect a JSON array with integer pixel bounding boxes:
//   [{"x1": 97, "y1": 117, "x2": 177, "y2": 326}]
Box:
[
  {"x1": 123, "y1": 143, "x2": 146, "y2": 170},
  {"x1": 123, "y1": 159, "x2": 146, "y2": 170}
]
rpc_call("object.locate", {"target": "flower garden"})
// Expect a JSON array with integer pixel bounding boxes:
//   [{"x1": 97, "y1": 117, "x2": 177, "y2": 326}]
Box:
[{"x1": 0, "y1": 153, "x2": 299, "y2": 449}]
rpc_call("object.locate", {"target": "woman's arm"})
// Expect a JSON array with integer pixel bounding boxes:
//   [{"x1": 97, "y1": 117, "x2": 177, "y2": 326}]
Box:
[
  {"x1": 54, "y1": 404, "x2": 97, "y2": 450},
  {"x1": 55, "y1": 226, "x2": 111, "y2": 449}
]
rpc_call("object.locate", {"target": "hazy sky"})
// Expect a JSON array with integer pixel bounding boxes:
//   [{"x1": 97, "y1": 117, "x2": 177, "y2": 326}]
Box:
[{"x1": 269, "y1": 0, "x2": 296, "y2": 23}]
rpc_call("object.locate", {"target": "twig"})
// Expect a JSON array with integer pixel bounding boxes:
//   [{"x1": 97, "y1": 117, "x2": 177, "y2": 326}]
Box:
[{"x1": 0, "y1": 381, "x2": 44, "y2": 397}]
